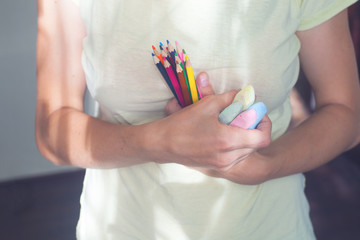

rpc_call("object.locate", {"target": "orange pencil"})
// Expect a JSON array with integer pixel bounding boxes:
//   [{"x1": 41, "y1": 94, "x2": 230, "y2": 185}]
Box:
[{"x1": 152, "y1": 45, "x2": 164, "y2": 65}]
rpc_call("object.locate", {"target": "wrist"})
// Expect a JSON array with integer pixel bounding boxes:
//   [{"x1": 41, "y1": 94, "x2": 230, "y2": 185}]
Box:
[
  {"x1": 141, "y1": 119, "x2": 172, "y2": 164},
  {"x1": 223, "y1": 151, "x2": 277, "y2": 185}
]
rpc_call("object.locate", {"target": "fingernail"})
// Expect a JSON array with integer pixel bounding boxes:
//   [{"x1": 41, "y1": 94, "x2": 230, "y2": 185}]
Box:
[{"x1": 198, "y1": 73, "x2": 209, "y2": 87}]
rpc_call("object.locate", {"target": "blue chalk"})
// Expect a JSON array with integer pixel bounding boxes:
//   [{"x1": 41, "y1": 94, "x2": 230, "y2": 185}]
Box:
[{"x1": 248, "y1": 102, "x2": 267, "y2": 129}]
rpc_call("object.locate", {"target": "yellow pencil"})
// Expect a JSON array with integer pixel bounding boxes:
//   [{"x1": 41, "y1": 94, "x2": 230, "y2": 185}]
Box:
[{"x1": 185, "y1": 55, "x2": 199, "y2": 103}]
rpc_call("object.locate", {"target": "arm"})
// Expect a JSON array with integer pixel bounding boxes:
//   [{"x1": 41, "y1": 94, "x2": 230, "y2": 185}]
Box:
[
  {"x1": 203, "y1": 9, "x2": 360, "y2": 185},
  {"x1": 35, "y1": 0, "x2": 271, "y2": 169},
  {"x1": 267, "y1": 9, "x2": 360, "y2": 170},
  {"x1": 35, "y1": 0, "x2": 148, "y2": 168}
]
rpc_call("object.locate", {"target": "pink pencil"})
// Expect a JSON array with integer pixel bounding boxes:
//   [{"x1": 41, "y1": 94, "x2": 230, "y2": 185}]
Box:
[
  {"x1": 196, "y1": 82, "x2": 203, "y2": 99},
  {"x1": 175, "y1": 41, "x2": 184, "y2": 62},
  {"x1": 163, "y1": 57, "x2": 185, "y2": 107}
]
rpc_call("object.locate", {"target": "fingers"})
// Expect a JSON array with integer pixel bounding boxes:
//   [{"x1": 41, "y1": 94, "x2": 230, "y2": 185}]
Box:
[
  {"x1": 255, "y1": 114, "x2": 272, "y2": 136},
  {"x1": 195, "y1": 72, "x2": 238, "y2": 114},
  {"x1": 250, "y1": 115, "x2": 272, "y2": 148},
  {"x1": 166, "y1": 98, "x2": 182, "y2": 115},
  {"x1": 224, "y1": 115, "x2": 272, "y2": 150},
  {"x1": 196, "y1": 72, "x2": 214, "y2": 97},
  {"x1": 166, "y1": 72, "x2": 214, "y2": 115}
]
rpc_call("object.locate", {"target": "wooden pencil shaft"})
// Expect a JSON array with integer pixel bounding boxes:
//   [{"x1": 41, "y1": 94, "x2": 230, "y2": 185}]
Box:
[
  {"x1": 157, "y1": 62, "x2": 176, "y2": 97},
  {"x1": 176, "y1": 63, "x2": 192, "y2": 106},
  {"x1": 153, "y1": 54, "x2": 178, "y2": 101},
  {"x1": 164, "y1": 59, "x2": 185, "y2": 107},
  {"x1": 152, "y1": 41, "x2": 201, "y2": 106},
  {"x1": 175, "y1": 55, "x2": 191, "y2": 102},
  {"x1": 175, "y1": 41, "x2": 184, "y2": 62},
  {"x1": 152, "y1": 45, "x2": 163, "y2": 64},
  {"x1": 185, "y1": 56, "x2": 199, "y2": 103}
]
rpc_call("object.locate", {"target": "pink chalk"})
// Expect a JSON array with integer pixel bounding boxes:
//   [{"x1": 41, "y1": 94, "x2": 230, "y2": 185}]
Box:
[{"x1": 230, "y1": 109, "x2": 257, "y2": 129}]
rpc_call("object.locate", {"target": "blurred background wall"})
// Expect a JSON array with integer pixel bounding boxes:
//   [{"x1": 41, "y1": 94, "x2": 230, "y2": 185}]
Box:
[{"x1": 0, "y1": 0, "x2": 97, "y2": 182}]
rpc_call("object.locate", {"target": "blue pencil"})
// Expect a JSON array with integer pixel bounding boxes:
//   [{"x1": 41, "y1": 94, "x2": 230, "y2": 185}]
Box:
[{"x1": 152, "y1": 53, "x2": 180, "y2": 105}]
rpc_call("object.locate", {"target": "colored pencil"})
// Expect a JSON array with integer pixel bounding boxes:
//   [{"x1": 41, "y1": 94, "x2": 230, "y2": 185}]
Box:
[
  {"x1": 163, "y1": 57, "x2": 185, "y2": 107},
  {"x1": 185, "y1": 55, "x2": 199, "y2": 103},
  {"x1": 175, "y1": 54, "x2": 192, "y2": 102},
  {"x1": 152, "y1": 53, "x2": 179, "y2": 103},
  {"x1": 182, "y1": 49, "x2": 188, "y2": 76},
  {"x1": 182, "y1": 49, "x2": 187, "y2": 65},
  {"x1": 152, "y1": 41, "x2": 202, "y2": 107},
  {"x1": 176, "y1": 61, "x2": 192, "y2": 106},
  {"x1": 152, "y1": 45, "x2": 164, "y2": 65},
  {"x1": 162, "y1": 48, "x2": 176, "y2": 74},
  {"x1": 175, "y1": 41, "x2": 184, "y2": 62},
  {"x1": 161, "y1": 48, "x2": 170, "y2": 62},
  {"x1": 167, "y1": 40, "x2": 177, "y2": 65}
]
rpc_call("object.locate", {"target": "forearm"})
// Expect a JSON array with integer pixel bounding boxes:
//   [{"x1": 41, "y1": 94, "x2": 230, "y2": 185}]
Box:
[
  {"x1": 260, "y1": 102, "x2": 359, "y2": 179},
  {"x1": 36, "y1": 106, "x2": 150, "y2": 168},
  {"x1": 231, "y1": 9, "x2": 360, "y2": 184},
  {"x1": 214, "y1": 102, "x2": 359, "y2": 185}
]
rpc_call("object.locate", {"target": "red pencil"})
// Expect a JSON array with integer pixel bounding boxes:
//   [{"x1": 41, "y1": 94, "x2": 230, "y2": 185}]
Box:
[{"x1": 163, "y1": 58, "x2": 185, "y2": 107}]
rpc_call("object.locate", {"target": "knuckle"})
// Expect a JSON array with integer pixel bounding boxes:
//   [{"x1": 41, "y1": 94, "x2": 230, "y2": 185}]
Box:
[
  {"x1": 247, "y1": 131, "x2": 271, "y2": 149},
  {"x1": 165, "y1": 104, "x2": 172, "y2": 115},
  {"x1": 213, "y1": 155, "x2": 233, "y2": 169},
  {"x1": 259, "y1": 134, "x2": 271, "y2": 148},
  {"x1": 215, "y1": 132, "x2": 233, "y2": 151}
]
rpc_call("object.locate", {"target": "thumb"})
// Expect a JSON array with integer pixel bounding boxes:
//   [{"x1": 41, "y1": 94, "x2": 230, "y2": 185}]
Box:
[{"x1": 196, "y1": 72, "x2": 215, "y2": 98}]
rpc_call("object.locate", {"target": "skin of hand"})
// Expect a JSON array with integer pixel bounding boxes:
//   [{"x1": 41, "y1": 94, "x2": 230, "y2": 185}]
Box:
[
  {"x1": 149, "y1": 72, "x2": 272, "y2": 169},
  {"x1": 166, "y1": 73, "x2": 273, "y2": 182},
  {"x1": 167, "y1": 9, "x2": 360, "y2": 185},
  {"x1": 35, "y1": 0, "x2": 272, "y2": 170}
]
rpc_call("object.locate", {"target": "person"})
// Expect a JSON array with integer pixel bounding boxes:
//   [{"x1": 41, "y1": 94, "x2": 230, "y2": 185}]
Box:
[{"x1": 35, "y1": 0, "x2": 360, "y2": 239}]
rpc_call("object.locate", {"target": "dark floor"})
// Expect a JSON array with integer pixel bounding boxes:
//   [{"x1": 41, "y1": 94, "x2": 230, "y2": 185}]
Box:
[
  {"x1": 0, "y1": 170, "x2": 85, "y2": 240},
  {"x1": 0, "y1": 147, "x2": 359, "y2": 240}
]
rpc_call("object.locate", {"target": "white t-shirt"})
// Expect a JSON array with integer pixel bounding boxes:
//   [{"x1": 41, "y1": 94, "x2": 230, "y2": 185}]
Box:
[{"x1": 72, "y1": 0, "x2": 356, "y2": 239}]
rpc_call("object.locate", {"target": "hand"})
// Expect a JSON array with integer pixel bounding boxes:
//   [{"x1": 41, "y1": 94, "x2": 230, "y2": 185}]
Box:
[
  {"x1": 194, "y1": 116, "x2": 276, "y2": 185},
  {"x1": 145, "y1": 72, "x2": 272, "y2": 170}
]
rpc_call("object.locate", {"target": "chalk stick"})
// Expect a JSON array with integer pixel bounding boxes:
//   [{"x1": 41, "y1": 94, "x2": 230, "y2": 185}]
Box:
[
  {"x1": 230, "y1": 102, "x2": 267, "y2": 129},
  {"x1": 233, "y1": 85, "x2": 255, "y2": 110},
  {"x1": 218, "y1": 102, "x2": 243, "y2": 125}
]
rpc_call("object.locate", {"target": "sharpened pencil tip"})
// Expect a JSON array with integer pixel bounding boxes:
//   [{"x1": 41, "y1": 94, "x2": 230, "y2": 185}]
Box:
[
  {"x1": 152, "y1": 45, "x2": 156, "y2": 50},
  {"x1": 166, "y1": 40, "x2": 170, "y2": 44},
  {"x1": 160, "y1": 42, "x2": 163, "y2": 46},
  {"x1": 151, "y1": 53, "x2": 155, "y2": 56}
]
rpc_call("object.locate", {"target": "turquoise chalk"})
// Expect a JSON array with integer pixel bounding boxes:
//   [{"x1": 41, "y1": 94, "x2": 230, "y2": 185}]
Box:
[{"x1": 219, "y1": 102, "x2": 243, "y2": 125}]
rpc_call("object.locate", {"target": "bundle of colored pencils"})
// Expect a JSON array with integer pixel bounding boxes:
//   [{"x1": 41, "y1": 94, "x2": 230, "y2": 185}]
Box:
[{"x1": 152, "y1": 40, "x2": 202, "y2": 108}]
